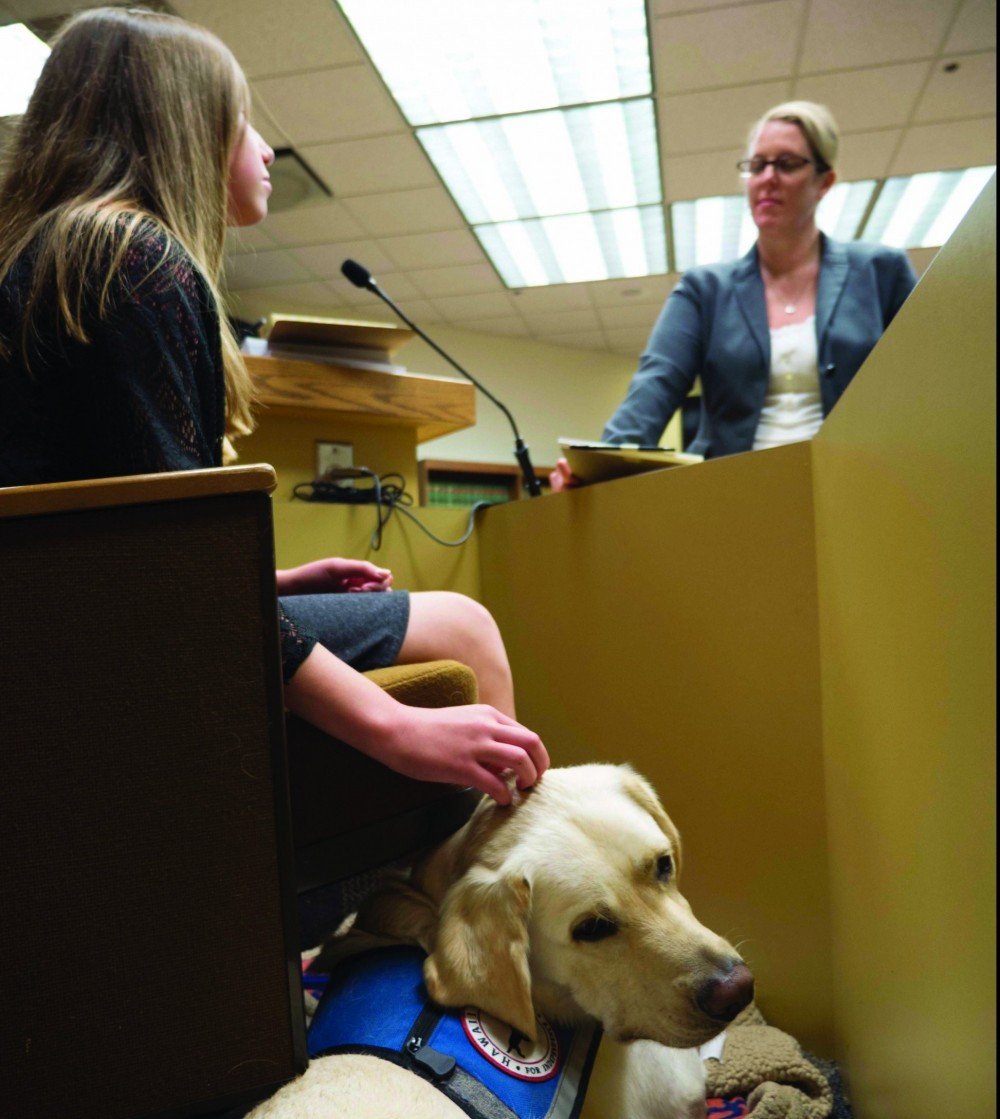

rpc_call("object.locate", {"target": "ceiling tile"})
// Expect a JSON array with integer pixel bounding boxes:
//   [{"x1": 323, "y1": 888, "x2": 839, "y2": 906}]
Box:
[
  {"x1": 7, "y1": 0, "x2": 76, "y2": 17},
  {"x1": 596, "y1": 303, "x2": 662, "y2": 329},
  {"x1": 252, "y1": 67, "x2": 404, "y2": 146},
  {"x1": 343, "y1": 187, "x2": 465, "y2": 237},
  {"x1": 795, "y1": 62, "x2": 932, "y2": 132},
  {"x1": 226, "y1": 224, "x2": 276, "y2": 255},
  {"x1": 541, "y1": 329, "x2": 610, "y2": 351},
  {"x1": 658, "y1": 81, "x2": 791, "y2": 156},
  {"x1": 587, "y1": 275, "x2": 678, "y2": 307},
  {"x1": 227, "y1": 282, "x2": 351, "y2": 322},
  {"x1": 507, "y1": 285, "x2": 595, "y2": 313},
  {"x1": 247, "y1": 89, "x2": 291, "y2": 149},
  {"x1": 800, "y1": 0, "x2": 957, "y2": 73},
  {"x1": 170, "y1": 0, "x2": 363, "y2": 78},
  {"x1": 835, "y1": 129, "x2": 902, "y2": 180},
  {"x1": 224, "y1": 249, "x2": 311, "y2": 290},
  {"x1": 289, "y1": 239, "x2": 397, "y2": 280},
  {"x1": 605, "y1": 326, "x2": 654, "y2": 354},
  {"x1": 320, "y1": 273, "x2": 379, "y2": 307},
  {"x1": 651, "y1": 0, "x2": 804, "y2": 94},
  {"x1": 430, "y1": 291, "x2": 521, "y2": 321},
  {"x1": 914, "y1": 52, "x2": 996, "y2": 122},
  {"x1": 944, "y1": 0, "x2": 996, "y2": 53},
  {"x1": 380, "y1": 229, "x2": 485, "y2": 270},
  {"x1": 454, "y1": 316, "x2": 532, "y2": 337},
  {"x1": 521, "y1": 308, "x2": 602, "y2": 335},
  {"x1": 343, "y1": 297, "x2": 445, "y2": 326},
  {"x1": 662, "y1": 148, "x2": 745, "y2": 201},
  {"x1": 263, "y1": 200, "x2": 366, "y2": 248},
  {"x1": 889, "y1": 116, "x2": 997, "y2": 173},
  {"x1": 405, "y1": 263, "x2": 503, "y2": 298},
  {"x1": 355, "y1": 270, "x2": 425, "y2": 301},
  {"x1": 301, "y1": 135, "x2": 439, "y2": 196}
]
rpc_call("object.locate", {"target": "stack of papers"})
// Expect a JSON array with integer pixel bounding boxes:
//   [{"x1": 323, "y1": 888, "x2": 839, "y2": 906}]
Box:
[{"x1": 559, "y1": 439, "x2": 703, "y2": 483}]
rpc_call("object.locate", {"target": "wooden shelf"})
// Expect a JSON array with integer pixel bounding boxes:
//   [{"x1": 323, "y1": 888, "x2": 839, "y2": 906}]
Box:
[
  {"x1": 245, "y1": 354, "x2": 476, "y2": 443},
  {"x1": 419, "y1": 459, "x2": 553, "y2": 506}
]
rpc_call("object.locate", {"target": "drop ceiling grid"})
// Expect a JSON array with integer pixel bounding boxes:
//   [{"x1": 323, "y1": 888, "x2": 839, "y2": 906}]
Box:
[
  {"x1": 6, "y1": 0, "x2": 987, "y2": 347},
  {"x1": 210, "y1": 0, "x2": 994, "y2": 347}
]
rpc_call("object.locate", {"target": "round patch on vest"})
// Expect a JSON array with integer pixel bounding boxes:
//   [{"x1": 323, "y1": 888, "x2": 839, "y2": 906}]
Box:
[{"x1": 461, "y1": 1007, "x2": 560, "y2": 1081}]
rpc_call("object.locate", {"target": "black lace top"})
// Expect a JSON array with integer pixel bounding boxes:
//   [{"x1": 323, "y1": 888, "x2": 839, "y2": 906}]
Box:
[{"x1": 0, "y1": 223, "x2": 316, "y2": 681}]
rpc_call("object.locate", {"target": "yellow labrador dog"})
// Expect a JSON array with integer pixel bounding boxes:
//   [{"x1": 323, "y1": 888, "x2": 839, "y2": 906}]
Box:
[{"x1": 309, "y1": 763, "x2": 754, "y2": 1119}]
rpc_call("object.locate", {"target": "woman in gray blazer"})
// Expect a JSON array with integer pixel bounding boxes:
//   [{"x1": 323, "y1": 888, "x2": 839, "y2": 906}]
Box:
[{"x1": 553, "y1": 101, "x2": 917, "y2": 479}]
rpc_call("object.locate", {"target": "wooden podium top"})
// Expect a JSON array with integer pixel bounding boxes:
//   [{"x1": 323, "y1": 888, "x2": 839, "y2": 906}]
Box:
[{"x1": 246, "y1": 354, "x2": 476, "y2": 443}]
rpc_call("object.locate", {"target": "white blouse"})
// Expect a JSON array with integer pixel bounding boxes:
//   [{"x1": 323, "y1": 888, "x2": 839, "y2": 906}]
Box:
[{"x1": 752, "y1": 315, "x2": 824, "y2": 450}]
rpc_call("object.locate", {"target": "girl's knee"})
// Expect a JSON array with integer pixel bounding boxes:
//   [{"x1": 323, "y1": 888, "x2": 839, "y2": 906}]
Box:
[{"x1": 420, "y1": 591, "x2": 498, "y2": 638}]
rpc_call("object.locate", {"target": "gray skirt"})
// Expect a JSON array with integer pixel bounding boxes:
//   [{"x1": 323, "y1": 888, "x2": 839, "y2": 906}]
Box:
[{"x1": 279, "y1": 590, "x2": 411, "y2": 672}]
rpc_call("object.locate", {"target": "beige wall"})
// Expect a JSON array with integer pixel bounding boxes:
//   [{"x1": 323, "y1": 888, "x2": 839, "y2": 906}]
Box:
[
  {"x1": 811, "y1": 179, "x2": 996, "y2": 1116},
  {"x1": 401, "y1": 324, "x2": 683, "y2": 467}
]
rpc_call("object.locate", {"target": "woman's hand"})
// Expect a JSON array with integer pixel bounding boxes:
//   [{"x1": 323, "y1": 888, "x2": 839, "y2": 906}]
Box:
[
  {"x1": 362, "y1": 703, "x2": 550, "y2": 806},
  {"x1": 277, "y1": 558, "x2": 393, "y2": 595},
  {"x1": 548, "y1": 458, "x2": 583, "y2": 492}
]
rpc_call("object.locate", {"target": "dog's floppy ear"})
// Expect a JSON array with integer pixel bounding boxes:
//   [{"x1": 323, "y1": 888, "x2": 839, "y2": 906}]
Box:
[
  {"x1": 620, "y1": 766, "x2": 683, "y2": 878},
  {"x1": 424, "y1": 865, "x2": 537, "y2": 1041}
]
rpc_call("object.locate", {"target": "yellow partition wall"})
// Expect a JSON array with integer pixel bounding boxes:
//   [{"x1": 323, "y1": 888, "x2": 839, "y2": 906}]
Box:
[
  {"x1": 477, "y1": 444, "x2": 836, "y2": 1051},
  {"x1": 811, "y1": 180, "x2": 996, "y2": 1114},
  {"x1": 475, "y1": 181, "x2": 995, "y2": 1108}
]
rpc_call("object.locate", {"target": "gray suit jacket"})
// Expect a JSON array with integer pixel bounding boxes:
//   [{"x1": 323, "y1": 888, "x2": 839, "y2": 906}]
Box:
[{"x1": 603, "y1": 236, "x2": 918, "y2": 458}]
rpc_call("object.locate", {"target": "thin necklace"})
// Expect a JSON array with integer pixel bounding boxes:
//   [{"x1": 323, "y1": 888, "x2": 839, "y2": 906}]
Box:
[{"x1": 762, "y1": 257, "x2": 817, "y2": 315}]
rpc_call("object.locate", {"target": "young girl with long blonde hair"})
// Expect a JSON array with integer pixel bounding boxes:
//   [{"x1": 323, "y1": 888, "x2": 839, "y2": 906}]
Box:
[{"x1": 0, "y1": 6, "x2": 547, "y2": 803}]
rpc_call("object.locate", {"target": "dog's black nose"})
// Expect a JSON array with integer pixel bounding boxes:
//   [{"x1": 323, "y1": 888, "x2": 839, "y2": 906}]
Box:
[{"x1": 695, "y1": 961, "x2": 755, "y2": 1022}]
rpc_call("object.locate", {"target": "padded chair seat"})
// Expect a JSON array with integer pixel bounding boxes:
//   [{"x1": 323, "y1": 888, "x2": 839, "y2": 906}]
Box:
[{"x1": 286, "y1": 659, "x2": 483, "y2": 893}]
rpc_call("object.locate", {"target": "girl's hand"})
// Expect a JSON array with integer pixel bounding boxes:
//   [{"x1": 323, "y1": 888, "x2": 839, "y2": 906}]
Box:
[
  {"x1": 277, "y1": 558, "x2": 393, "y2": 595},
  {"x1": 362, "y1": 704, "x2": 550, "y2": 806}
]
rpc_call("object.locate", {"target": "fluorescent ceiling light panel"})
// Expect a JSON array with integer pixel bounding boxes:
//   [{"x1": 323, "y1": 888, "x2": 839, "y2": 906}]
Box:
[
  {"x1": 671, "y1": 181, "x2": 878, "y2": 271},
  {"x1": 0, "y1": 23, "x2": 50, "y2": 117},
  {"x1": 861, "y1": 167, "x2": 995, "y2": 248},
  {"x1": 475, "y1": 205, "x2": 666, "y2": 287},
  {"x1": 338, "y1": 0, "x2": 650, "y2": 125},
  {"x1": 417, "y1": 99, "x2": 660, "y2": 224},
  {"x1": 340, "y1": 0, "x2": 660, "y2": 289}
]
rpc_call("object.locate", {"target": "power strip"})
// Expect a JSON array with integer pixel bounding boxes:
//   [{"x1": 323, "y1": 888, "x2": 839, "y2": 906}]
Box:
[{"x1": 305, "y1": 481, "x2": 381, "y2": 504}]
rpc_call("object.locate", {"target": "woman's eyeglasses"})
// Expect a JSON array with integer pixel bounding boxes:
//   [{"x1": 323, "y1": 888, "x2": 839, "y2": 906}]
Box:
[{"x1": 736, "y1": 155, "x2": 824, "y2": 178}]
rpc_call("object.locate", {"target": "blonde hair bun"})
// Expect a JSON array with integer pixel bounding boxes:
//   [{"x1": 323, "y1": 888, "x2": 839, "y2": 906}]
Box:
[{"x1": 749, "y1": 101, "x2": 839, "y2": 171}]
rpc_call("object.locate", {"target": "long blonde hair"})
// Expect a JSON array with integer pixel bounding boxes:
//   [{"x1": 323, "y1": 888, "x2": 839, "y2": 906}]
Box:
[{"x1": 0, "y1": 6, "x2": 256, "y2": 441}]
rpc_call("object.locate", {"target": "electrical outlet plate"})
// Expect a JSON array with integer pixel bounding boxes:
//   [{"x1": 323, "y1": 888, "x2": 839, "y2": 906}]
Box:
[{"x1": 316, "y1": 441, "x2": 353, "y2": 478}]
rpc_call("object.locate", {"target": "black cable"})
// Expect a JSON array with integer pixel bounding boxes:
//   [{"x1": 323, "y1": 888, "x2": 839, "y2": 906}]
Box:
[
  {"x1": 291, "y1": 469, "x2": 497, "y2": 549},
  {"x1": 379, "y1": 495, "x2": 493, "y2": 548}
]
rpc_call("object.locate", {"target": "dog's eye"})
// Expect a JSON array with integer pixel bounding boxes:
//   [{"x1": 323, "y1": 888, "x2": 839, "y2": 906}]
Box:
[
  {"x1": 656, "y1": 854, "x2": 674, "y2": 882},
  {"x1": 572, "y1": 916, "x2": 618, "y2": 942}
]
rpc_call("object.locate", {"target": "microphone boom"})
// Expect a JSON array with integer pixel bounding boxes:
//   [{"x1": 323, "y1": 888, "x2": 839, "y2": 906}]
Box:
[{"x1": 340, "y1": 259, "x2": 542, "y2": 498}]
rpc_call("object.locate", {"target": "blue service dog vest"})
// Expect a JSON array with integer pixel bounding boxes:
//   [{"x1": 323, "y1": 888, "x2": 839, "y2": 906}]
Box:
[{"x1": 307, "y1": 946, "x2": 601, "y2": 1119}]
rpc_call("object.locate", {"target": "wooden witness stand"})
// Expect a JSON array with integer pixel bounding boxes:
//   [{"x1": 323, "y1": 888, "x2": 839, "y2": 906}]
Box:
[{"x1": 241, "y1": 353, "x2": 476, "y2": 503}]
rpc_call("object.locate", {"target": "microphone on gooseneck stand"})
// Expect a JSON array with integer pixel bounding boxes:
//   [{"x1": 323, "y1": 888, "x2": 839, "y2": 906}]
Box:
[{"x1": 340, "y1": 259, "x2": 543, "y2": 498}]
